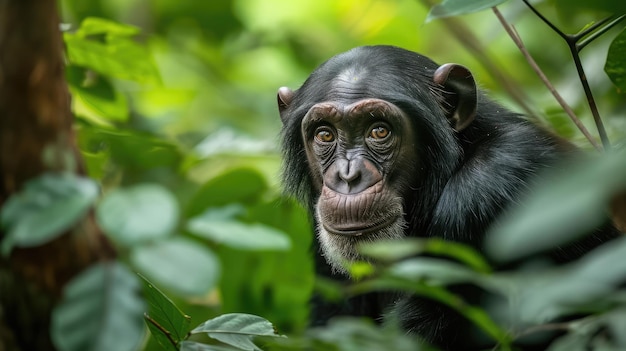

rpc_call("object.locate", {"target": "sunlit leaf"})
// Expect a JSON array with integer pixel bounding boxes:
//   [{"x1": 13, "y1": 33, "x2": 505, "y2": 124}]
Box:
[
  {"x1": 66, "y1": 66, "x2": 129, "y2": 122},
  {"x1": 64, "y1": 32, "x2": 160, "y2": 84},
  {"x1": 51, "y1": 262, "x2": 145, "y2": 351},
  {"x1": 97, "y1": 184, "x2": 179, "y2": 246},
  {"x1": 605, "y1": 27, "x2": 626, "y2": 92},
  {"x1": 131, "y1": 237, "x2": 220, "y2": 296},
  {"x1": 76, "y1": 17, "x2": 140, "y2": 38},
  {"x1": 426, "y1": 0, "x2": 507, "y2": 22},
  {"x1": 139, "y1": 274, "x2": 191, "y2": 349},
  {"x1": 190, "y1": 313, "x2": 283, "y2": 351},
  {"x1": 1, "y1": 173, "x2": 98, "y2": 256}
]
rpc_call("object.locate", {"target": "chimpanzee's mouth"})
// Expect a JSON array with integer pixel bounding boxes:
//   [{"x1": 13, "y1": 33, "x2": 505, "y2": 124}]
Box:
[{"x1": 322, "y1": 216, "x2": 398, "y2": 237}]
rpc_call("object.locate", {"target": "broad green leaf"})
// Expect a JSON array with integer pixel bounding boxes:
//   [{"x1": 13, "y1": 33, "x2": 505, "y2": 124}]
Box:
[
  {"x1": 191, "y1": 313, "x2": 283, "y2": 351},
  {"x1": 64, "y1": 33, "x2": 160, "y2": 84},
  {"x1": 139, "y1": 274, "x2": 191, "y2": 349},
  {"x1": 131, "y1": 237, "x2": 220, "y2": 296},
  {"x1": 507, "y1": 237, "x2": 626, "y2": 324},
  {"x1": 427, "y1": 0, "x2": 507, "y2": 22},
  {"x1": 605, "y1": 27, "x2": 626, "y2": 92},
  {"x1": 67, "y1": 66, "x2": 129, "y2": 122},
  {"x1": 359, "y1": 238, "x2": 491, "y2": 273},
  {"x1": 187, "y1": 212, "x2": 291, "y2": 251},
  {"x1": 1, "y1": 173, "x2": 98, "y2": 256},
  {"x1": 97, "y1": 184, "x2": 179, "y2": 246},
  {"x1": 179, "y1": 341, "x2": 239, "y2": 351},
  {"x1": 76, "y1": 17, "x2": 140, "y2": 38},
  {"x1": 309, "y1": 317, "x2": 422, "y2": 351},
  {"x1": 51, "y1": 262, "x2": 145, "y2": 351},
  {"x1": 486, "y1": 152, "x2": 626, "y2": 263},
  {"x1": 186, "y1": 168, "x2": 267, "y2": 217},
  {"x1": 388, "y1": 257, "x2": 484, "y2": 286}
]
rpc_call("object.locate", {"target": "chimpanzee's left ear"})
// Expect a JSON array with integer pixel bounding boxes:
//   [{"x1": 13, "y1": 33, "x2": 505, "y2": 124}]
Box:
[
  {"x1": 277, "y1": 87, "x2": 294, "y2": 125},
  {"x1": 433, "y1": 63, "x2": 477, "y2": 131}
]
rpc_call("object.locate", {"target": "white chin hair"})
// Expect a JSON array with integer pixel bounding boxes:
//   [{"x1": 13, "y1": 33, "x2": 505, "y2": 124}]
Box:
[{"x1": 316, "y1": 213, "x2": 407, "y2": 276}]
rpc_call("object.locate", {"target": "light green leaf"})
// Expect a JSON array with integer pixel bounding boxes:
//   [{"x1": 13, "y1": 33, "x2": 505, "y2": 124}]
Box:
[
  {"x1": 66, "y1": 66, "x2": 129, "y2": 122},
  {"x1": 131, "y1": 238, "x2": 220, "y2": 296},
  {"x1": 605, "y1": 27, "x2": 626, "y2": 92},
  {"x1": 1, "y1": 173, "x2": 98, "y2": 256},
  {"x1": 389, "y1": 257, "x2": 483, "y2": 286},
  {"x1": 359, "y1": 238, "x2": 490, "y2": 273},
  {"x1": 97, "y1": 184, "x2": 179, "y2": 247},
  {"x1": 51, "y1": 262, "x2": 145, "y2": 351},
  {"x1": 179, "y1": 341, "x2": 239, "y2": 351},
  {"x1": 486, "y1": 152, "x2": 626, "y2": 263},
  {"x1": 427, "y1": 0, "x2": 507, "y2": 22},
  {"x1": 64, "y1": 33, "x2": 160, "y2": 84},
  {"x1": 191, "y1": 313, "x2": 283, "y2": 351},
  {"x1": 76, "y1": 17, "x2": 140, "y2": 38},
  {"x1": 139, "y1": 274, "x2": 191, "y2": 350},
  {"x1": 187, "y1": 212, "x2": 291, "y2": 251}
]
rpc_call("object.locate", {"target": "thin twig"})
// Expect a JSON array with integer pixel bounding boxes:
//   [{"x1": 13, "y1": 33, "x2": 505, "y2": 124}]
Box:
[
  {"x1": 578, "y1": 15, "x2": 626, "y2": 51},
  {"x1": 492, "y1": 7, "x2": 601, "y2": 150},
  {"x1": 521, "y1": 0, "x2": 611, "y2": 150}
]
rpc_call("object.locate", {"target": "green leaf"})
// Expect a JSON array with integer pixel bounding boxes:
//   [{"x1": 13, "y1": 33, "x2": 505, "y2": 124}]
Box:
[
  {"x1": 605, "y1": 27, "x2": 626, "y2": 92},
  {"x1": 76, "y1": 17, "x2": 140, "y2": 38},
  {"x1": 388, "y1": 257, "x2": 484, "y2": 286},
  {"x1": 179, "y1": 341, "x2": 239, "y2": 351},
  {"x1": 486, "y1": 152, "x2": 626, "y2": 263},
  {"x1": 67, "y1": 66, "x2": 129, "y2": 122},
  {"x1": 51, "y1": 262, "x2": 145, "y2": 351},
  {"x1": 64, "y1": 31, "x2": 160, "y2": 84},
  {"x1": 1, "y1": 173, "x2": 98, "y2": 256},
  {"x1": 359, "y1": 238, "x2": 491, "y2": 273},
  {"x1": 190, "y1": 313, "x2": 283, "y2": 351},
  {"x1": 131, "y1": 237, "x2": 220, "y2": 296},
  {"x1": 139, "y1": 274, "x2": 191, "y2": 349},
  {"x1": 505, "y1": 237, "x2": 626, "y2": 324},
  {"x1": 97, "y1": 184, "x2": 179, "y2": 247},
  {"x1": 186, "y1": 168, "x2": 267, "y2": 217},
  {"x1": 427, "y1": 0, "x2": 507, "y2": 22},
  {"x1": 187, "y1": 210, "x2": 291, "y2": 251}
]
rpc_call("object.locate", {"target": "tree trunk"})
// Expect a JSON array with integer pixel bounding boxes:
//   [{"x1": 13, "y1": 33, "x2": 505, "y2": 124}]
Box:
[{"x1": 0, "y1": 1, "x2": 115, "y2": 350}]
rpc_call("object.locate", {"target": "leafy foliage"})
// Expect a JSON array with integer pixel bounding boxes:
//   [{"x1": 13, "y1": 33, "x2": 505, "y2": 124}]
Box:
[
  {"x1": 2, "y1": 0, "x2": 622, "y2": 350},
  {"x1": 51, "y1": 262, "x2": 145, "y2": 351}
]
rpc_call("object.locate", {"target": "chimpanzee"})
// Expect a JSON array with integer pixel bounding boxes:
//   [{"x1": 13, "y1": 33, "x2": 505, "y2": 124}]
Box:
[{"x1": 277, "y1": 45, "x2": 618, "y2": 349}]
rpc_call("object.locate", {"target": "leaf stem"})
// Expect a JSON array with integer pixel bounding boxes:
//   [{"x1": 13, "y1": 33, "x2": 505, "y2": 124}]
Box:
[
  {"x1": 145, "y1": 313, "x2": 179, "y2": 348},
  {"x1": 492, "y1": 7, "x2": 601, "y2": 150}
]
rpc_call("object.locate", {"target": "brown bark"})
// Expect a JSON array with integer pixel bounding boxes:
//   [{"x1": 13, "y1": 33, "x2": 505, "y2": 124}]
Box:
[{"x1": 0, "y1": 1, "x2": 115, "y2": 350}]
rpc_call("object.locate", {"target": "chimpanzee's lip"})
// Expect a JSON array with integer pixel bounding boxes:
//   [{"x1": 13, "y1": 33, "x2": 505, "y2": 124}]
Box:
[{"x1": 323, "y1": 216, "x2": 397, "y2": 237}]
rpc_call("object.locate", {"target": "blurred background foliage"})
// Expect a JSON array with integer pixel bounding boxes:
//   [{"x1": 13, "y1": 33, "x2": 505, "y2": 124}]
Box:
[{"x1": 52, "y1": 0, "x2": 626, "y2": 349}]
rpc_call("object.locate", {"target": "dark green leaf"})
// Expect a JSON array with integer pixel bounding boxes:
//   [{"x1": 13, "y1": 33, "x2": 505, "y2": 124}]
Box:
[
  {"x1": 1, "y1": 173, "x2": 98, "y2": 256},
  {"x1": 51, "y1": 262, "x2": 145, "y2": 351},
  {"x1": 427, "y1": 0, "x2": 507, "y2": 22},
  {"x1": 139, "y1": 274, "x2": 191, "y2": 348},
  {"x1": 605, "y1": 27, "x2": 626, "y2": 92},
  {"x1": 97, "y1": 184, "x2": 179, "y2": 246},
  {"x1": 67, "y1": 66, "x2": 129, "y2": 122},
  {"x1": 486, "y1": 152, "x2": 626, "y2": 263},
  {"x1": 191, "y1": 313, "x2": 283, "y2": 351},
  {"x1": 131, "y1": 237, "x2": 220, "y2": 296},
  {"x1": 187, "y1": 211, "x2": 291, "y2": 251}
]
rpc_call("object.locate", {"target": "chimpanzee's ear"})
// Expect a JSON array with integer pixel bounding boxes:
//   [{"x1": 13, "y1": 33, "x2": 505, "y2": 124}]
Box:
[
  {"x1": 433, "y1": 63, "x2": 477, "y2": 131},
  {"x1": 277, "y1": 87, "x2": 294, "y2": 125}
]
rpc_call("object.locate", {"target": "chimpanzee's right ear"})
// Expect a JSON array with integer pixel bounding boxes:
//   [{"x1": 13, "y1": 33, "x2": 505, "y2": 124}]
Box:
[{"x1": 277, "y1": 87, "x2": 294, "y2": 125}]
